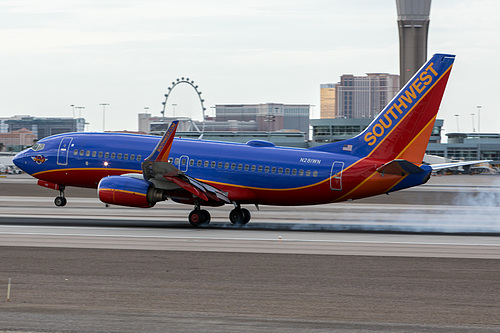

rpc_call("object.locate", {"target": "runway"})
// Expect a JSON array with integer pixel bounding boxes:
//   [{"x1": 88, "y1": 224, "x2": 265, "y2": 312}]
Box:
[
  {"x1": 0, "y1": 200, "x2": 499, "y2": 258},
  {"x1": 0, "y1": 174, "x2": 499, "y2": 332}
]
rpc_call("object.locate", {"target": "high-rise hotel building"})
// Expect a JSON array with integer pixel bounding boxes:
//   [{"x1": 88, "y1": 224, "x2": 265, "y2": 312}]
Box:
[
  {"x1": 320, "y1": 84, "x2": 337, "y2": 119},
  {"x1": 320, "y1": 73, "x2": 399, "y2": 119}
]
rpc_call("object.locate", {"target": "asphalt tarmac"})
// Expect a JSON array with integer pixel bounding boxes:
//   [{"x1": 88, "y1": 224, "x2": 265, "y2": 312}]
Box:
[{"x1": 0, "y1": 174, "x2": 499, "y2": 332}]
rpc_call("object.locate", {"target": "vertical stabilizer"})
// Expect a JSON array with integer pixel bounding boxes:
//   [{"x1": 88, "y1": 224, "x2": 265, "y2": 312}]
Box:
[{"x1": 310, "y1": 53, "x2": 455, "y2": 163}]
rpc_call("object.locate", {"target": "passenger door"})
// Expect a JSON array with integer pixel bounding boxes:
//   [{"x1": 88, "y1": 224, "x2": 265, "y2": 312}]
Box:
[
  {"x1": 330, "y1": 161, "x2": 344, "y2": 191},
  {"x1": 178, "y1": 155, "x2": 189, "y2": 172},
  {"x1": 57, "y1": 137, "x2": 73, "y2": 166}
]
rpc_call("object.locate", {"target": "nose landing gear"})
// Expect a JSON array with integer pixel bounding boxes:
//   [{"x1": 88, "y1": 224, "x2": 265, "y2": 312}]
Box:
[{"x1": 54, "y1": 185, "x2": 67, "y2": 207}]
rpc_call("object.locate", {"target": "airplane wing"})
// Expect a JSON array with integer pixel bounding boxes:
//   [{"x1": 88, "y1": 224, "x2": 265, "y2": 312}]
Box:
[
  {"x1": 141, "y1": 121, "x2": 230, "y2": 204},
  {"x1": 429, "y1": 160, "x2": 492, "y2": 171}
]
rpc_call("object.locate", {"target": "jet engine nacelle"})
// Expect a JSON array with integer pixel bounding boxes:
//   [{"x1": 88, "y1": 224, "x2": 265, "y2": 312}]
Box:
[{"x1": 98, "y1": 176, "x2": 166, "y2": 208}]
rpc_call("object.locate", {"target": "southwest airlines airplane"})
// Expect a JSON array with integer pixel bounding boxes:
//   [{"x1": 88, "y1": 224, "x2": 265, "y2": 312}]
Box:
[{"x1": 13, "y1": 53, "x2": 482, "y2": 226}]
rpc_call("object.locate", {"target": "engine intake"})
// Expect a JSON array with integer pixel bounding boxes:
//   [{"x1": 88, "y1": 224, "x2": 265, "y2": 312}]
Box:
[{"x1": 98, "y1": 176, "x2": 166, "y2": 208}]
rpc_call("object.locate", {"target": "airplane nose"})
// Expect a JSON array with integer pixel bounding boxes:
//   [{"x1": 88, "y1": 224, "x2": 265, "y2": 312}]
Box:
[{"x1": 13, "y1": 151, "x2": 27, "y2": 170}]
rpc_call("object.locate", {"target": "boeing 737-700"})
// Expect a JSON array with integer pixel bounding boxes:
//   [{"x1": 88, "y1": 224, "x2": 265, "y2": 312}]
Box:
[{"x1": 13, "y1": 53, "x2": 486, "y2": 226}]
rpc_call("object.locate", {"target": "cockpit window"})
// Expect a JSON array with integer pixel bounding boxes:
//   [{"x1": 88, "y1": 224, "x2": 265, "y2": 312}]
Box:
[{"x1": 32, "y1": 143, "x2": 45, "y2": 151}]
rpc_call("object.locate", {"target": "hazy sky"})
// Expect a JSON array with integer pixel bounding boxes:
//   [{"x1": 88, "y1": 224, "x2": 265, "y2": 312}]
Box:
[{"x1": 1, "y1": 0, "x2": 499, "y2": 134}]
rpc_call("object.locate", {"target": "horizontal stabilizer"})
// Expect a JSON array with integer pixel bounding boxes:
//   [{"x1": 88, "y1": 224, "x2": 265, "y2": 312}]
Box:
[
  {"x1": 377, "y1": 159, "x2": 425, "y2": 176},
  {"x1": 430, "y1": 160, "x2": 492, "y2": 171}
]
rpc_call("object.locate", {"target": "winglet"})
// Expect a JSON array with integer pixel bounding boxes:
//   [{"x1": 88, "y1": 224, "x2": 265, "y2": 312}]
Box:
[{"x1": 145, "y1": 121, "x2": 179, "y2": 162}]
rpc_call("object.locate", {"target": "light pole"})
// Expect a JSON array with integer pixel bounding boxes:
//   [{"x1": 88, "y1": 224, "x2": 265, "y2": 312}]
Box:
[
  {"x1": 470, "y1": 113, "x2": 475, "y2": 132},
  {"x1": 100, "y1": 103, "x2": 109, "y2": 132},
  {"x1": 454, "y1": 114, "x2": 460, "y2": 132},
  {"x1": 477, "y1": 106, "x2": 482, "y2": 133},
  {"x1": 75, "y1": 106, "x2": 85, "y2": 119},
  {"x1": 477, "y1": 106, "x2": 482, "y2": 159},
  {"x1": 70, "y1": 105, "x2": 75, "y2": 118}
]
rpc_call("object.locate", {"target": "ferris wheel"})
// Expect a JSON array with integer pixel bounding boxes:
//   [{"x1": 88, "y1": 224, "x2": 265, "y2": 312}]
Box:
[{"x1": 161, "y1": 77, "x2": 207, "y2": 134}]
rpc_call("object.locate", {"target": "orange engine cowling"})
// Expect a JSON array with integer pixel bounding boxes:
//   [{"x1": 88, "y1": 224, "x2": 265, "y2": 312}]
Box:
[{"x1": 98, "y1": 176, "x2": 165, "y2": 208}]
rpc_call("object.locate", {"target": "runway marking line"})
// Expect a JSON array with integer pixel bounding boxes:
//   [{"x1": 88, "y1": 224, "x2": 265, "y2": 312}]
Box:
[{"x1": 0, "y1": 231, "x2": 499, "y2": 247}]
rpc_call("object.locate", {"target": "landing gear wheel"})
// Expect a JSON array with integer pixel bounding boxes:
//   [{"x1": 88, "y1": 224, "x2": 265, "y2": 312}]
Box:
[
  {"x1": 200, "y1": 209, "x2": 211, "y2": 224},
  {"x1": 241, "y1": 208, "x2": 251, "y2": 224},
  {"x1": 54, "y1": 196, "x2": 67, "y2": 207},
  {"x1": 54, "y1": 185, "x2": 66, "y2": 207},
  {"x1": 229, "y1": 208, "x2": 250, "y2": 225},
  {"x1": 189, "y1": 209, "x2": 211, "y2": 227}
]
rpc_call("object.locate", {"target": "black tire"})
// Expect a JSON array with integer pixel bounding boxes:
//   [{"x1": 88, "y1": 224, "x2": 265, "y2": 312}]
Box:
[
  {"x1": 241, "y1": 208, "x2": 251, "y2": 224},
  {"x1": 189, "y1": 210, "x2": 209, "y2": 227},
  {"x1": 54, "y1": 196, "x2": 67, "y2": 207},
  {"x1": 229, "y1": 208, "x2": 246, "y2": 225},
  {"x1": 200, "y1": 209, "x2": 211, "y2": 224}
]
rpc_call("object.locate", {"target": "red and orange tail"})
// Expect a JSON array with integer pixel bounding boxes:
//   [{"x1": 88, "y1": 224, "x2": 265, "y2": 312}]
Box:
[
  {"x1": 145, "y1": 120, "x2": 179, "y2": 162},
  {"x1": 362, "y1": 53, "x2": 455, "y2": 163},
  {"x1": 312, "y1": 53, "x2": 455, "y2": 164}
]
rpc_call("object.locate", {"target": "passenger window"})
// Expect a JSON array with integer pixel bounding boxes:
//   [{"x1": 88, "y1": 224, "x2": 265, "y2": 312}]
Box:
[
  {"x1": 105, "y1": 152, "x2": 109, "y2": 158},
  {"x1": 299, "y1": 169, "x2": 304, "y2": 176},
  {"x1": 189, "y1": 159, "x2": 194, "y2": 166},
  {"x1": 285, "y1": 168, "x2": 290, "y2": 175},
  {"x1": 306, "y1": 170, "x2": 311, "y2": 177},
  {"x1": 231, "y1": 163, "x2": 236, "y2": 170},
  {"x1": 204, "y1": 161, "x2": 209, "y2": 167},
  {"x1": 278, "y1": 167, "x2": 283, "y2": 174},
  {"x1": 224, "y1": 163, "x2": 229, "y2": 169},
  {"x1": 86, "y1": 150, "x2": 90, "y2": 157},
  {"x1": 79, "y1": 150, "x2": 84, "y2": 156},
  {"x1": 137, "y1": 155, "x2": 142, "y2": 161},
  {"x1": 117, "y1": 153, "x2": 122, "y2": 160},
  {"x1": 313, "y1": 171, "x2": 318, "y2": 177},
  {"x1": 131, "y1": 154, "x2": 135, "y2": 160},
  {"x1": 244, "y1": 165, "x2": 249, "y2": 171},
  {"x1": 258, "y1": 166, "x2": 263, "y2": 172},
  {"x1": 181, "y1": 159, "x2": 187, "y2": 165},
  {"x1": 251, "y1": 165, "x2": 256, "y2": 172},
  {"x1": 292, "y1": 169, "x2": 297, "y2": 175},
  {"x1": 92, "y1": 151, "x2": 97, "y2": 157},
  {"x1": 111, "y1": 153, "x2": 116, "y2": 159},
  {"x1": 211, "y1": 161, "x2": 216, "y2": 168},
  {"x1": 174, "y1": 158, "x2": 180, "y2": 165},
  {"x1": 271, "y1": 167, "x2": 276, "y2": 173},
  {"x1": 197, "y1": 160, "x2": 202, "y2": 166},
  {"x1": 98, "y1": 152, "x2": 103, "y2": 158},
  {"x1": 168, "y1": 158, "x2": 173, "y2": 163},
  {"x1": 238, "y1": 164, "x2": 243, "y2": 170},
  {"x1": 74, "y1": 149, "x2": 78, "y2": 156},
  {"x1": 124, "y1": 154, "x2": 129, "y2": 160}
]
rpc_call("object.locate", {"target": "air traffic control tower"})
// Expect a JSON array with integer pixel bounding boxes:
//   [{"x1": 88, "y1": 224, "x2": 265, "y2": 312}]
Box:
[{"x1": 396, "y1": 0, "x2": 431, "y2": 88}]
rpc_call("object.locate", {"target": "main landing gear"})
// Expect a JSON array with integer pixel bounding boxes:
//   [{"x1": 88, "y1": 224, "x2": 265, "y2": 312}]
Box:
[
  {"x1": 188, "y1": 202, "x2": 251, "y2": 227},
  {"x1": 188, "y1": 208, "x2": 211, "y2": 227},
  {"x1": 54, "y1": 185, "x2": 67, "y2": 207},
  {"x1": 229, "y1": 206, "x2": 251, "y2": 225}
]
